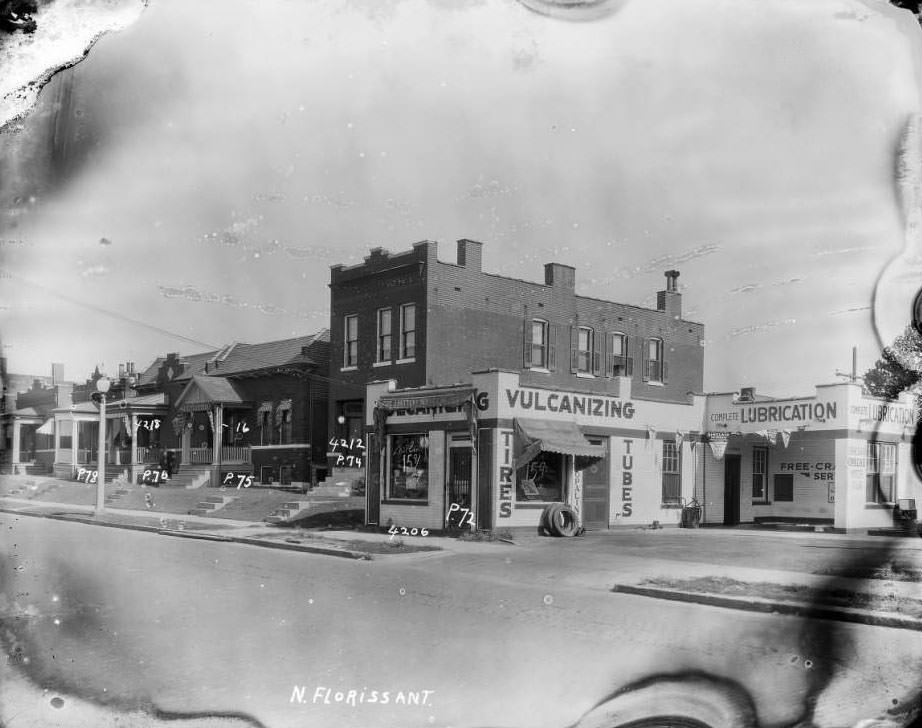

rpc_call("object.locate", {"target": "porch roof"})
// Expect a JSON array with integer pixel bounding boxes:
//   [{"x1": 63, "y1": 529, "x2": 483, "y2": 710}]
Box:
[
  {"x1": 105, "y1": 392, "x2": 169, "y2": 410},
  {"x1": 52, "y1": 402, "x2": 99, "y2": 415},
  {"x1": 8, "y1": 405, "x2": 49, "y2": 418},
  {"x1": 175, "y1": 375, "x2": 248, "y2": 412}
]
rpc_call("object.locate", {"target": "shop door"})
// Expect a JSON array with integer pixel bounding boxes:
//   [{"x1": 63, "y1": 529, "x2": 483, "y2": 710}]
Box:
[
  {"x1": 581, "y1": 439, "x2": 609, "y2": 529},
  {"x1": 723, "y1": 454, "x2": 741, "y2": 525},
  {"x1": 445, "y1": 446, "x2": 473, "y2": 531}
]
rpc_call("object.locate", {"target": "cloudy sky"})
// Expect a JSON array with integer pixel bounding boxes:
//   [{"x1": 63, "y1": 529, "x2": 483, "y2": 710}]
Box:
[{"x1": 0, "y1": 0, "x2": 919, "y2": 395}]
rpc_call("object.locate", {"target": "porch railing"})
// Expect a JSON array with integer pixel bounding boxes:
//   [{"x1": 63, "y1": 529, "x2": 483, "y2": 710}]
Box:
[
  {"x1": 221, "y1": 446, "x2": 251, "y2": 463},
  {"x1": 189, "y1": 447, "x2": 213, "y2": 464}
]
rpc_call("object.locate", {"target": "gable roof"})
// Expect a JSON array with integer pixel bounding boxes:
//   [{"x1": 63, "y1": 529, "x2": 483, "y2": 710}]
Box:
[{"x1": 174, "y1": 375, "x2": 248, "y2": 411}]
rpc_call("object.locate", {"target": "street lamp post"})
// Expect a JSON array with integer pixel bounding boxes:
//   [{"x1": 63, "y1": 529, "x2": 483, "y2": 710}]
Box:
[{"x1": 95, "y1": 375, "x2": 110, "y2": 515}]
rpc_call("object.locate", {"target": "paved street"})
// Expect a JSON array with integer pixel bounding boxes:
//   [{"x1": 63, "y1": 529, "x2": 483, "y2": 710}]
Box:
[{"x1": 4, "y1": 515, "x2": 922, "y2": 728}]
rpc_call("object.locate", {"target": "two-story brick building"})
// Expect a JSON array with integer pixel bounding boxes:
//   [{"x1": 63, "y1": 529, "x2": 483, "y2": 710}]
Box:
[{"x1": 329, "y1": 239, "x2": 707, "y2": 531}]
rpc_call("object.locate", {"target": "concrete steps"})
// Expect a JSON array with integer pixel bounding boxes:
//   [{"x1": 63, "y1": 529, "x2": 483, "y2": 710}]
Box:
[
  {"x1": 264, "y1": 500, "x2": 312, "y2": 524},
  {"x1": 158, "y1": 467, "x2": 211, "y2": 489},
  {"x1": 189, "y1": 494, "x2": 238, "y2": 517}
]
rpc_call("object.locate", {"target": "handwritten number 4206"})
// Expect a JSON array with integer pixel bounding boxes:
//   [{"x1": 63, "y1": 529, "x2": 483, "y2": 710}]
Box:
[{"x1": 388, "y1": 526, "x2": 429, "y2": 537}]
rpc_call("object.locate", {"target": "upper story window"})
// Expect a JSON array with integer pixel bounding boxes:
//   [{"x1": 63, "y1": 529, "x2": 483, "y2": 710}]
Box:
[
  {"x1": 866, "y1": 441, "x2": 896, "y2": 504},
  {"x1": 531, "y1": 320, "x2": 548, "y2": 368},
  {"x1": 752, "y1": 447, "x2": 768, "y2": 502},
  {"x1": 376, "y1": 308, "x2": 392, "y2": 363},
  {"x1": 399, "y1": 303, "x2": 416, "y2": 360},
  {"x1": 643, "y1": 337, "x2": 666, "y2": 383},
  {"x1": 344, "y1": 314, "x2": 358, "y2": 368},
  {"x1": 607, "y1": 332, "x2": 633, "y2": 377},
  {"x1": 576, "y1": 326, "x2": 594, "y2": 374}
]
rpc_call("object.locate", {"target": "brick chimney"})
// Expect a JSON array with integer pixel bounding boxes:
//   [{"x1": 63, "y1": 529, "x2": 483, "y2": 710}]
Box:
[
  {"x1": 544, "y1": 263, "x2": 576, "y2": 290},
  {"x1": 456, "y1": 239, "x2": 483, "y2": 270},
  {"x1": 656, "y1": 270, "x2": 682, "y2": 317}
]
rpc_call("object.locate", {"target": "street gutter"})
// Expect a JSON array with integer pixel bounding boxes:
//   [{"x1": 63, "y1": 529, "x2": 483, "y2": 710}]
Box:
[
  {"x1": 612, "y1": 583, "x2": 922, "y2": 632},
  {"x1": 0, "y1": 506, "x2": 376, "y2": 560}
]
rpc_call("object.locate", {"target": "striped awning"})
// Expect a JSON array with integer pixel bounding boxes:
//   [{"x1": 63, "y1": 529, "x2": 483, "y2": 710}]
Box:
[{"x1": 513, "y1": 417, "x2": 604, "y2": 469}]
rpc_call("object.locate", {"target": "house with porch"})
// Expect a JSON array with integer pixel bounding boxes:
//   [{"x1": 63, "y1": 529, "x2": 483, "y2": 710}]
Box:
[{"x1": 128, "y1": 330, "x2": 330, "y2": 489}]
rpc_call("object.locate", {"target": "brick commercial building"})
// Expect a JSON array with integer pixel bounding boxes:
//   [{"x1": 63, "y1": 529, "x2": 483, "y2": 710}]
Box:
[{"x1": 329, "y1": 239, "x2": 707, "y2": 530}]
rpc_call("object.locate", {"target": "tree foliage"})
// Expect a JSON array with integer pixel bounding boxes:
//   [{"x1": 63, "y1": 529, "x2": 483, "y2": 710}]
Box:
[
  {"x1": 0, "y1": 1, "x2": 38, "y2": 35},
  {"x1": 863, "y1": 325, "x2": 922, "y2": 400}
]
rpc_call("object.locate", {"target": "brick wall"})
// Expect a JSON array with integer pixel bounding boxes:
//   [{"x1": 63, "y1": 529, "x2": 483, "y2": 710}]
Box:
[{"x1": 427, "y1": 255, "x2": 703, "y2": 403}]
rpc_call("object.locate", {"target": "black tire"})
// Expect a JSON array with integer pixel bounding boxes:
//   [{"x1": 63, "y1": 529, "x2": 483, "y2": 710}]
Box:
[{"x1": 543, "y1": 503, "x2": 579, "y2": 537}]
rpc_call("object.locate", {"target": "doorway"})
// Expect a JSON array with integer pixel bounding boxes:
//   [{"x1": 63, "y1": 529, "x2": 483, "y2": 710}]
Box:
[
  {"x1": 581, "y1": 438, "x2": 610, "y2": 529},
  {"x1": 445, "y1": 442, "x2": 473, "y2": 531},
  {"x1": 723, "y1": 454, "x2": 741, "y2": 525}
]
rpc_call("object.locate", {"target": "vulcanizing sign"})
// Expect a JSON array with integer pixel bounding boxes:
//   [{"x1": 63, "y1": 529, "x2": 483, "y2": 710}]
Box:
[{"x1": 504, "y1": 388, "x2": 635, "y2": 419}]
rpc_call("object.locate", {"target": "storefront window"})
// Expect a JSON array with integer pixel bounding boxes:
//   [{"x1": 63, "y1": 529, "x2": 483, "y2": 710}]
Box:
[
  {"x1": 661, "y1": 439, "x2": 681, "y2": 504},
  {"x1": 516, "y1": 450, "x2": 563, "y2": 503},
  {"x1": 388, "y1": 433, "x2": 429, "y2": 500}
]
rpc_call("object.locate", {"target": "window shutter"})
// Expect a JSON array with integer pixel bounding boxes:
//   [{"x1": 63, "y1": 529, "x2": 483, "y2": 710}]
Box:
[
  {"x1": 663, "y1": 359, "x2": 669, "y2": 384},
  {"x1": 570, "y1": 325, "x2": 579, "y2": 373},
  {"x1": 548, "y1": 324, "x2": 557, "y2": 371},
  {"x1": 523, "y1": 313, "x2": 532, "y2": 368},
  {"x1": 591, "y1": 330, "x2": 601, "y2": 375},
  {"x1": 641, "y1": 337, "x2": 650, "y2": 381},
  {"x1": 625, "y1": 336, "x2": 634, "y2": 376},
  {"x1": 605, "y1": 333, "x2": 614, "y2": 378}
]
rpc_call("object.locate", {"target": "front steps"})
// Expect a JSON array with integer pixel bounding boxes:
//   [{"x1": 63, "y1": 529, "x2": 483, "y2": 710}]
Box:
[
  {"x1": 189, "y1": 494, "x2": 239, "y2": 517},
  {"x1": 264, "y1": 500, "x2": 313, "y2": 524}
]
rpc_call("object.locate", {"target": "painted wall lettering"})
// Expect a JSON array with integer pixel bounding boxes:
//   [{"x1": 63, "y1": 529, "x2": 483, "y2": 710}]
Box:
[
  {"x1": 621, "y1": 439, "x2": 634, "y2": 517},
  {"x1": 504, "y1": 388, "x2": 635, "y2": 420},
  {"x1": 498, "y1": 430, "x2": 513, "y2": 518}
]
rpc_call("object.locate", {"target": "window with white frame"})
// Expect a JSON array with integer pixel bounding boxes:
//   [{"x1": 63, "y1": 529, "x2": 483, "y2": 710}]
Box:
[
  {"x1": 399, "y1": 303, "x2": 416, "y2": 360},
  {"x1": 645, "y1": 338, "x2": 664, "y2": 382},
  {"x1": 576, "y1": 326, "x2": 593, "y2": 374},
  {"x1": 531, "y1": 319, "x2": 548, "y2": 368},
  {"x1": 376, "y1": 308, "x2": 392, "y2": 363},
  {"x1": 752, "y1": 447, "x2": 768, "y2": 502},
  {"x1": 344, "y1": 314, "x2": 358, "y2": 367},
  {"x1": 662, "y1": 439, "x2": 681, "y2": 504},
  {"x1": 608, "y1": 332, "x2": 631, "y2": 376},
  {"x1": 866, "y1": 441, "x2": 897, "y2": 504}
]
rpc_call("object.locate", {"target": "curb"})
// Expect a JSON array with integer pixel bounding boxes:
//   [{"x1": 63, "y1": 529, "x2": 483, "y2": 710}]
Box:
[
  {"x1": 611, "y1": 583, "x2": 922, "y2": 632},
  {"x1": 0, "y1": 507, "x2": 374, "y2": 560}
]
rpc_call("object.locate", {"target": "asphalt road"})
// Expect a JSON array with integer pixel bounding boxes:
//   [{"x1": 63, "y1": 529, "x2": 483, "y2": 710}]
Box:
[{"x1": 3, "y1": 515, "x2": 922, "y2": 728}]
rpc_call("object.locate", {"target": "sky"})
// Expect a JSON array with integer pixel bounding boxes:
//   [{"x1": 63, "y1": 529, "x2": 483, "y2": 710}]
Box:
[{"x1": 0, "y1": 0, "x2": 920, "y2": 396}]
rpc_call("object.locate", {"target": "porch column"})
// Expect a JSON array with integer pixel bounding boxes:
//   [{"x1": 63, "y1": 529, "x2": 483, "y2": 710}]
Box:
[
  {"x1": 181, "y1": 417, "x2": 191, "y2": 465},
  {"x1": 130, "y1": 413, "x2": 138, "y2": 480},
  {"x1": 71, "y1": 419, "x2": 78, "y2": 468},
  {"x1": 11, "y1": 420, "x2": 21, "y2": 467},
  {"x1": 212, "y1": 404, "x2": 224, "y2": 486}
]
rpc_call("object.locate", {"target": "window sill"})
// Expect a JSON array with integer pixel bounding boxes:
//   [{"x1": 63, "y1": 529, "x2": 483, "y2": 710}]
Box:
[
  {"x1": 372, "y1": 361, "x2": 392, "y2": 368},
  {"x1": 529, "y1": 366, "x2": 551, "y2": 374},
  {"x1": 396, "y1": 358, "x2": 416, "y2": 365},
  {"x1": 575, "y1": 372, "x2": 595, "y2": 379},
  {"x1": 645, "y1": 380, "x2": 665, "y2": 387},
  {"x1": 660, "y1": 503, "x2": 683, "y2": 509},
  {"x1": 382, "y1": 499, "x2": 429, "y2": 506},
  {"x1": 752, "y1": 501, "x2": 771, "y2": 506},
  {"x1": 515, "y1": 501, "x2": 562, "y2": 509},
  {"x1": 865, "y1": 503, "x2": 894, "y2": 509},
  {"x1": 340, "y1": 365, "x2": 358, "y2": 372}
]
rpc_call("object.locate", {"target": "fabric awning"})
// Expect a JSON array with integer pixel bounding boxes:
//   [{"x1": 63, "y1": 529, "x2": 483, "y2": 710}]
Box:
[
  {"x1": 36, "y1": 419, "x2": 54, "y2": 435},
  {"x1": 513, "y1": 417, "x2": 604, "y2": 469},
  {"x1": 379, "y1": 387, "x2": 475, "y2": 412}
]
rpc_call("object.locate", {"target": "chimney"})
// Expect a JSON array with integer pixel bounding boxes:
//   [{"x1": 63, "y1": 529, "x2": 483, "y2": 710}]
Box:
[
  {"x1": 118, "y1": 363, "x2": 126, "y2": 379},
  {"x1": 544, "y1": 263, "x2": 576, "y2": 290},
  {"x1": 656, "y1": 270, "x2": 682, "y2": 317},
  {"x1": 456, "y1": 239, "x2": 483, "y2": 271}
]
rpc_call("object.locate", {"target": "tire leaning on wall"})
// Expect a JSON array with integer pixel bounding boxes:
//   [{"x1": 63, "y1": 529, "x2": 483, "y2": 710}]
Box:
[{"x1": 543, "y1": 503, "x2": 580, "y2": 537}]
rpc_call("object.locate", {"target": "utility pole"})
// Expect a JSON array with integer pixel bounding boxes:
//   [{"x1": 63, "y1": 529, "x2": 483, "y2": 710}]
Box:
[{"x1": 835, "y1": 346, "x2": 862, "y2": 384}]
